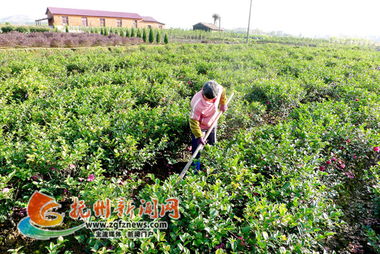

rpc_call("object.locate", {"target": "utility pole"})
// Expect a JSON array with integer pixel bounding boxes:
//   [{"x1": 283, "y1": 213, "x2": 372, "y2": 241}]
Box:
[
  {"x1": 219, "y1": 17, "x2": 222, "y2": 41},
  {"x1": 246, "y1": 0, "x2": 253, "y2": 43}
]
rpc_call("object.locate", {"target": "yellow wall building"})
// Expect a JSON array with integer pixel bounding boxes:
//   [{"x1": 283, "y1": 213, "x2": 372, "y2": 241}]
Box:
[{"x1": 45, "y1": 7, "x2": 165, "y2": 29}]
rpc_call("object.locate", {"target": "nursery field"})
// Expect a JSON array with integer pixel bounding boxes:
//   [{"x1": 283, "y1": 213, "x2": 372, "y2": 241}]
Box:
[{"x1": 0, "y1": 43, "x2": 379, "y2": 253}]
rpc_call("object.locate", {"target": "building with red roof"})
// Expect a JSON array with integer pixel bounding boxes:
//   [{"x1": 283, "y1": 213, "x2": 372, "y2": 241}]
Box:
[{"x1": 44, "y1": 7, "x2": 164, "y2": 29}]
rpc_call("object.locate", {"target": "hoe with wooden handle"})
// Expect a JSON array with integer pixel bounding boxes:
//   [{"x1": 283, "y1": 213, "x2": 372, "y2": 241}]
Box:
[{"x1": 178, "y1": 92, "x2": 234, "y2": 181}]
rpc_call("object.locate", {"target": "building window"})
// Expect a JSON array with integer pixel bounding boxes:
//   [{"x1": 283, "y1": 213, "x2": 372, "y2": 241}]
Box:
[
  {"x1": 62, "y1": 16, "x2": 69, "y2": 26},
  {"x1": 100, "y1": 18, "x2": 105, "y2": 27},
  {"x1": 148, "y1": 25, "x2": 152, "y2": 29},
  {"x1": 134, "y1": 20, "x2": 138, "y2": 28},
  {"x1": 159, "y1": 25, "x2": 162, "y2": 29},
  {"x1": 116, "y1": 19, "x2": 122, "y2": 27},
  {"x1": 82, "y1": 17, "x2": 88, "y2": 27}
]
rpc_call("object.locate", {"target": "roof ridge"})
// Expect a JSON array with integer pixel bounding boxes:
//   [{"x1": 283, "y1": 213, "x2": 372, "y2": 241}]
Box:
[
  {"x1": 47, "y1": 6, "x2": 139, "y2": 14},
  {"x1": 46, "y1": 7, "x2": 143, "y2": 20}
]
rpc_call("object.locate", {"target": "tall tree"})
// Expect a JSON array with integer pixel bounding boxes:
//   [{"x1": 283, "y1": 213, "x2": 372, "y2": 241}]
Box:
[
  {"x1": 212, "y1": 14, "x2": 220, "y2": 26},
  {"x1": 212, "y1": 13, "x2": 220, "y2": 26}
]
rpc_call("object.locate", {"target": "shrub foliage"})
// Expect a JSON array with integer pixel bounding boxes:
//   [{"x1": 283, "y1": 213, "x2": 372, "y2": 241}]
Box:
[{"x1": 0, "y1": 43, "x2": 379, "y2": 253}]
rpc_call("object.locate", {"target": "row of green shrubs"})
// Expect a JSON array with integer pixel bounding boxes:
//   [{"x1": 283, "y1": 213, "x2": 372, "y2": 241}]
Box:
[
  {"x1": 0, "y1": 24, "x2": 168, "y2": 44},
  {"x1": 80, "y1": 26, "x2": 169, "y2": 44},
  {"x1": 0, "y1": 25, "x2": 51, "y2": 33}
]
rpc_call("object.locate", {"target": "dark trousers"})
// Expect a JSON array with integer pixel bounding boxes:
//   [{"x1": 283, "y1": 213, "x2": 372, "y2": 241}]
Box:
[{"x1": 191, "y1": 127, "x2": 216, "y2": 171}]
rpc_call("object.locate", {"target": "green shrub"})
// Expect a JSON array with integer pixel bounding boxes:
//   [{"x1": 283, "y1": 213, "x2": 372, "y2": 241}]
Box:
[
  {"x1": 156, "y1": 31, "x2": 161, "y2": 43},
  {"x1": 15, "y1": 26, "x2": 29, "y2": 33},
  {"x1": 0, "y1": 43, "x2": 378, "y2": 253},
  {"x1": 29, "y1": 26, "x2": 51, "y2": 33},
  {"x1": 246, "y1": 78, "x2": 306, "y2": 116},
  {"x1": 148, "y1": 29, "x2": 154, "y2": 43},
  {"x1": 142, "y1": 28, "x2": 147, "y2": 42},
  {"x1": 1, "y1": 26, "x2": 14, "y2": 33}
]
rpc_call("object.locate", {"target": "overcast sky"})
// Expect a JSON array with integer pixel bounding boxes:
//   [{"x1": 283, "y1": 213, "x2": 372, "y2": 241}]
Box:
[{"x1": 1, "y1": 0, "x2": 379, "y2": 38}]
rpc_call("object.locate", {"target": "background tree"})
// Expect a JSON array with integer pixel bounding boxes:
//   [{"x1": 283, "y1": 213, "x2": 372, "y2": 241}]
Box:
[
  {"x1": 212, "y1": 14, "x2": 220, "y2": 25},
  {"x1": 164, "y1": 33, "x2": 169, "y2": 44}
]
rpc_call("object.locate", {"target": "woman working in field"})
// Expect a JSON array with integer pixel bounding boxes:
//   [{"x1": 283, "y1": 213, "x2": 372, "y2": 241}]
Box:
[{"x1": 189, "y1": 80, "x2": 228, "y2": 171}]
